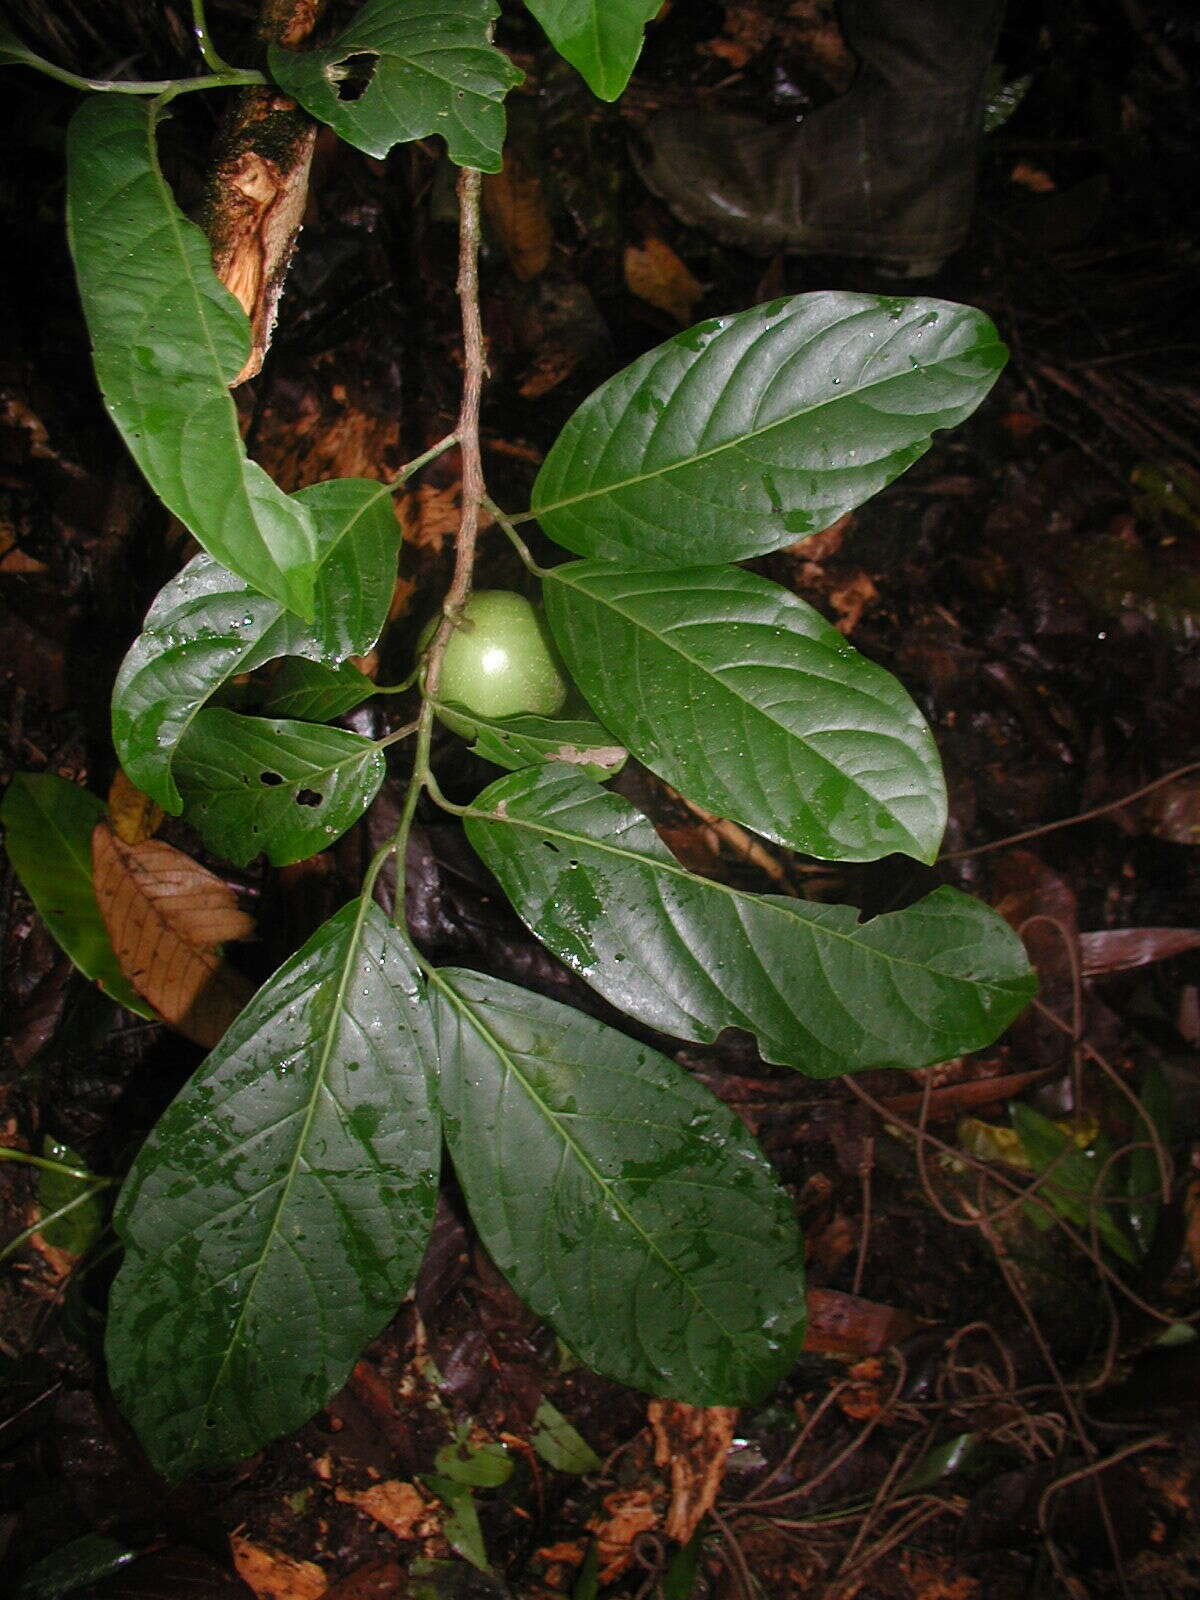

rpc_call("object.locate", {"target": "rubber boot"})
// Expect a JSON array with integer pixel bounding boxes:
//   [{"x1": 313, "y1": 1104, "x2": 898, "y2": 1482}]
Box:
[{"x1": 635, "y1": 0, "x2": 1006, "y2": 273}]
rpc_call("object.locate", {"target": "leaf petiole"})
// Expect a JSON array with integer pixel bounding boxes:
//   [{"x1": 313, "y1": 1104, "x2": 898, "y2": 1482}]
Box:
[
  {"x1": 389, "y1": 433, "x2": 461, "y2": 489},
  {"x1": 0, "y1": 1147, "x2": 110, "y2": 1184},
  {"x1": 483, "y1": 496, "x2": 546, "y2": 576},
  {"x1": 189, "y1": 0, "x2": 236, "y2": 76}
]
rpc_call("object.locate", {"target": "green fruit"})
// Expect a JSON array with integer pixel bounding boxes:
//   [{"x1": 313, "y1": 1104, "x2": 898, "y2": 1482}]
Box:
[{"x1": 420, "y1": 590, "x2": 568, "y2": 727}]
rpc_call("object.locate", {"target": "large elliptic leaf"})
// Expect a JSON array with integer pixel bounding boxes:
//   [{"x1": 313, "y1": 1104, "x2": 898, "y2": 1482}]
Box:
[
  {"x1": 65, "y1": 96, "x2": 319, "y2": 619},
  {"x1": 106, "y1": 901, "x2": 440, "y2": 1478},
  {"x1": 433, "y1": 967, "x2": 807, "y2": 1404},
  {"x1": 0, "y1": 774, "x2": 152, "y2": 1017},
  {"x1": 113, "y1": 478, "x2": 399, "y2": 815},
  {"x1": 433, "y1": 701, "x2": 626, "y2": 781},
  {"x1": 542, "y1": 561, "x2": 946, "y2": 863},
  {"x1": 464, "y1": 765, "x2": 1037, "y2": 1077},
  {"x1": 174, "y1": 709, "x2": 386, "y2": 868},
  {"x1": 268, "y1": 0, "x2": 522, "y2": 171},
  {"x1": 524, "y1": 0, "x2": 660, "y2": 101},
  {"x1": 530, "y1": 293, "x2": 1007, "y2": 566}
]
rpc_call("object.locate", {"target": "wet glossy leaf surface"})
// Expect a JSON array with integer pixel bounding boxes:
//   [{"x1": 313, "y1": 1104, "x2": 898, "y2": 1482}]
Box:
[
  {"x1": 433, "y1": 967, "x2": 807, "y2": 1404},
  {"x1": 268, "y1": 0, "x2": 522, "y2": 170},
  {"x1": 113, "y1": 480, "x2": 399, "y2": 813},
  {"x1": 531, "y1": 293, "x2": 1006, "y2": 566},
  {"x1": 524, "y1": 0, "x2": 661, "y2": 100},
  {"x1": 465, "y1": 765, "x2": 1036, "y2": 1076},
  {"x1": 543, "y1": 561, "x2": 946, "y2": 862},
  {"x1": 106, "y1": 902, "x2": 440, "y2": 1478},
  {"x1": 65, "y1": 98, "x2": 318, "y2": 618},
  {"x1": 174, "y1": 709, "x2": 385, "y2": 868},
  {"x1": 258, "y1": 659, "x2": 376, "y2": 723},
  {"x1": 434, "y1": 701, "x2": 626, "y2": 780},
  {"x1": 0, "y1": 775, "x2": 151, "y2": 1016}
]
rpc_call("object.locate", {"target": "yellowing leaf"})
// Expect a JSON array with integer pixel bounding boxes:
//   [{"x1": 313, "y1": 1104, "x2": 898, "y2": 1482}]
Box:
[
  {"x1": 91, "y1": 822, "x2": 254, "y2": 1047},
  {"x1": 107, "y1": 768, "x2": 164, "y2": 846},
  {"x1": 623, "y1": 236, "x2": 703, "y2": 324}
]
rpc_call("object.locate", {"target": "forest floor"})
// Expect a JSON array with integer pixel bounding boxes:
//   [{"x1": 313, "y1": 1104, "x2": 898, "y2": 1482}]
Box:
[{"x1": 3, "y1": 2, "x2": 1200, "y2": 1597}]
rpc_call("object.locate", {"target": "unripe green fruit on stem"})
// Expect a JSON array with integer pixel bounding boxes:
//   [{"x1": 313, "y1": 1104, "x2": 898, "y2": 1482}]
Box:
[{"x1": 419, "y1": 590, "x2": 568, "y2": 730}]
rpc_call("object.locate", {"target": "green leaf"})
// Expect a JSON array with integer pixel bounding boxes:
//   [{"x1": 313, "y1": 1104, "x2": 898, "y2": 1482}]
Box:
[
  {"x1": 174, "y1": 708, "x2": 385, "y2": 867},
  {"x1": 39, "y1": 1138, "x2": 106, "y2": 1257},
  {"x1": 572, "y1": 1544, "x2": 601, "y2": 1600},
  {"x1": 530, "y1": 1398, "x2": 601, "y2": 1474},
  {"x1": 113, "y1": 475, "x2": 400, "y2": 814},
  {"x1": 421, "y1": 1478, "x2": 491, "y2": 1573},
  {"x1": 542, "y1": 562, "x2": 946, "y2": 863},
  {"x1": 433, "y1": 967, "x2": 807, "y2": 1404},
  {"x1": 13, "y1": 1534, "x2": 137, "y2": 1600},
  {"x1": 106, "y1": 901, "x2": 440, "y2": 1478},
  {"x1": 65, "y1": 96, "x2": 318, "y2": 619},
  {"x1": 435, "y1": 1431, "x2": 514, "y2": 1487},
  {"x1": 435, "y1": 702, "x2": 626, "y2": 781},
  {"x1": 531, "y1": 293, "x2": 1006, "y2": 567},
  {"x1": 0, "y1": 774, "x2": 152, "y2": 1017},
  {"x1": 524, "y1": 0, "x2": 660, "y2": 100},
  {"x1": 268, "y1": 0, "x2": 522, "y2": 171},
  {"x1": 464, "y1": 766, "x2": 1036, "y2": 1077},
  {"x1": 1010, "y1": 1103, "x2": 1137, "y2": 1264},
  {"x1": 660, "y1": 1531, "x2": 703, "y2": 1600},
  {"x1": 259, "y1": 659, "x2": 376, "y2": 722}
]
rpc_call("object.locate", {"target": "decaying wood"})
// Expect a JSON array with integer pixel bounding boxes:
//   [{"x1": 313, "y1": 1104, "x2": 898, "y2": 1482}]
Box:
[
  {"x1": 648, "y1": 1399, "x2": 739, "y2": 1544},
  {"x1": 204, "y1": 0, "x2": 329, "y2": 385}
]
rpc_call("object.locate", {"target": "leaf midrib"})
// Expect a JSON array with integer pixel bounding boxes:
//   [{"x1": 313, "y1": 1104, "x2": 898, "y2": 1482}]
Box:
[
  {"x1": 463, "y1": 783, "x2": 1019, "y2": 996},
  {"x1": 187, "y1": 900, "x2": 377, "y2": 1455},
  {"x1": 533, "y1": 318, "x2": 1001, "y2": 519},
  {"x1": 433, "y1": 969, "x2": 760, "y2": 1380},
  {"x1": 544, "y1": 566, "x2": 937, "y2": 853}
]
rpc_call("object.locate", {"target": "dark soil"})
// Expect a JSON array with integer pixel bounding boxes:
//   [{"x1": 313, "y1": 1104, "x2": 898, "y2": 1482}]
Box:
[{"x1": 3, "y1": 2, "x2": 1200, "y2": 1597}]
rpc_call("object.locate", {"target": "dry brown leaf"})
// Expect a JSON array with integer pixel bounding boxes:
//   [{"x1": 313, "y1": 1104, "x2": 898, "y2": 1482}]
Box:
[
  {"x1": 830, "y1": 571, "x2": 879, "y2": 635},
  {"x1": 1185, "y1": 1178, "x2": 1200, "y2": 1278},
  {"x1": 483, "y1": 155, "x2": 553, "y2": 281},
  {"x1": 649, "y1": 1400, "x2": 738, "y2": 1544},
  {"x1": 1010, "y1": 160, "x2": 1056, "y2": 193},
  {"x1": 399, "y1": 483, "x2": 462, "y2": 554},
  {"x1": 322, "y1": 1563, "x2": 407, "y2": 1600},
  {"x1": 803, "y1": 1286, "x2": 919, "y2": 1357},
  {"x1": 623, "y1": 236, "x2": 704, "y2": 325},
  {"x1": 107, "y1": 768, "x2": 165, "y2": 845},
  {"x1": 334, "y1": 1480, "x2": 438, "y2": 1542},
  {"x1": 230, "y1": 1535, "x2": 327, "y2": 1600},
  {"x1": 517, "y1": 345, "x2": 586, "y2": 400},
  {"x1": 587, "y1": 1488, "x2": 660, "y2": 1582},
  {"x1": 92, "y1": 822, "x2": 255, "y2": 1047}
]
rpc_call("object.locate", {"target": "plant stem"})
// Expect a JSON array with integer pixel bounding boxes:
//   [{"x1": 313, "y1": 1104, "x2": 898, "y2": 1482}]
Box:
[
  {"x1": 385, "y1": 167, "x2": 489, "y2": 928},
  {"x1": 417, "y1": 166, "x2": 488, "y2": 715},
  {"x1": 190, "y1": 0, "x2": 236, "y2": 74}
]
